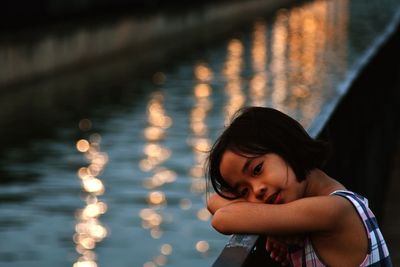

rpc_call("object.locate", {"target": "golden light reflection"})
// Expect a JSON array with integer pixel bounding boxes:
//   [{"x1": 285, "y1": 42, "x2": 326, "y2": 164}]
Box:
[
  {"x1": 140, "y1": 144, "x2": 171, "y2": 172},
  {"x1": 223, "y1": 38, "x2": 245, "y2": 124},
  {"x1": 281, "y1": 0, "x2": 348, "y2": 127},
  {"x1": 143, "y1": 144, "x2": 170, "y2": 159},
  {"x1": 81, "y1": 201, "x2": 107, "y2": 218},
  {"x1": 250, "y1": 20, "x2": 268, "y2": 106},
  {"x1": 140, "y1": 92, "x2": 173, "y2": 173},
  {"x1": 73, "y1": 260, "x2": 97, "y2": 267},
  {"x1": 82, "y1": 178, "x2": 105, "y2": 194},
  {"x1": 139, "y1": 89, "x2": 177, "y2": 266},
  {"x1": 287, "y1": 4, "x2": 320, "y2": 121},
  {"x1": 179, "y1": 198, "x2": 192, "y2": 210},
  {"x1": 190, "y1": 177, "x2": 207, "y2": 194},
  {"x1": 160, "y1": 243, "x2": 173, "y2": 255},
  {"x1": 147, "y1": 191, "x2": 166, "y2": 206},
  {"x1": 189, "y1": 62, "x2": 213, "y2": 198},
  {"x1": 140, "y1": 254, "x2": 167, "y2": 267},
  {"x1": 74, "y1": 133, "x2": 108, "y2": 267},
  {"x1": 195, "y1": 63, "x2": 214, "y2": 82},
  {"x1": 140, "y1": 209, "x2": 162, "y2": 226},
  {"x1": 334, "y1": 0, "x2": 349, "y2": 75},
  {"x1": 194, "y1": 84, "x2": 212, "y2": 98},
  {"x1": 195, "y1": 240, "x2": 210, "y2": 253},
  {"x1": 150, "y1": 228, "x2": 163, "y2": 239},
  {"x1": 185, "y1": 61, "x2": 215, "y2": 258},
  {"x1": 144, "y1": 126, "x2": 165, "y2": 141},
  {"x1": 271, "y1": 9, "x2": 289, "y2": 113},
  {"x1": 154, "y1": 254, "x2": 167, "y2": 265},
  {"x1": 76, "y1": 139, "x2": 90, "y2": 153},
  {"x1": 143, "y1": 168, "x2": 177, "y2": 189},
  {"x1": 197, "y1": 208, "x2": 211, "y2": 221},
  {"x1": 147, "y1": 93, "x2": 172, "y2": 129}
]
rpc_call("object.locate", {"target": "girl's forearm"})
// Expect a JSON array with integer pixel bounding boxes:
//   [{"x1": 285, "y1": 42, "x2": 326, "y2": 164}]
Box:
[{"x1": 211, "y1": 195, "x2": 349, "y2": 235}]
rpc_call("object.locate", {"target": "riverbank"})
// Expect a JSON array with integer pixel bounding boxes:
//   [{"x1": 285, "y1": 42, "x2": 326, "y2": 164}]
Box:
[{"x1": 0, "y1": 0, "x2": 296, "y2": 90}]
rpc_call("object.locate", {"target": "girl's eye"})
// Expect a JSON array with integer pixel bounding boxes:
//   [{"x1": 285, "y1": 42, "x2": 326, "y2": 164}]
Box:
[{"x1": 253, "y1": 163, "x2": 263, "y2": 176}]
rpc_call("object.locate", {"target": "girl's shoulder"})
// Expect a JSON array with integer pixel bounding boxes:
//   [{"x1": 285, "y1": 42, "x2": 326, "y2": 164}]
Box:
[{"x1": 329, "y1": 189, "x2": 368, "y2": 205}]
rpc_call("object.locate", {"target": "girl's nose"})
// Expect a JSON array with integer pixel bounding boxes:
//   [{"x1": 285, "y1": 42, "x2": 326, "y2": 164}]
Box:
[{"x1": 249, "y1": 184, "x2": 267, "y2": 202}]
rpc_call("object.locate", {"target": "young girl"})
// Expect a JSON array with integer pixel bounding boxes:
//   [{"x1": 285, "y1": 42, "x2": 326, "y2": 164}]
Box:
[{"x1": 206, "y1": 107, "x2": 392, "y2": 266}]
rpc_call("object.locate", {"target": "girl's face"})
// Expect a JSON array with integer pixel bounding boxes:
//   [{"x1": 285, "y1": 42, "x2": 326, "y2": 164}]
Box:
[{"x1": 219, "y1": 150, "x2": 307, "y2": 204}]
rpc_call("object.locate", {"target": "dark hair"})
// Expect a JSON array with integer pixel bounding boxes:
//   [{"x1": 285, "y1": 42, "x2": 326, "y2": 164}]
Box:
[{"x1": 206, "y1": 106, "x2": 330, "y2": 199}]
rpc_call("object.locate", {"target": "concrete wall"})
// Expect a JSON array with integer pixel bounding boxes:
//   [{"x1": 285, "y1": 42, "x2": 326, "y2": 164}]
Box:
[{"x1": 320, "y1": 22, "x2": 400, "y2": 217}]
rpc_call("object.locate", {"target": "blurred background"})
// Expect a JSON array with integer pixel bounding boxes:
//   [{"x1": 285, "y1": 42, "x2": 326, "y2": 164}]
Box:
[{"x1": 0, "y1": 0, "x2": 399, "y2": 266}]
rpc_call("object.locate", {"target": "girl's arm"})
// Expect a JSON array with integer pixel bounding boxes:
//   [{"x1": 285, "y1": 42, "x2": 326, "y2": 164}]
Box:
[{"x1": 211, "y1": 195, "x2": 352, "y2": 235}]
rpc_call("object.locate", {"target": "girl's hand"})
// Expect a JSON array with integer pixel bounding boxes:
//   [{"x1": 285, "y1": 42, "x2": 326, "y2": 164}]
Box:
[
  {"x1": 273, "y1": 235, "x2": 305, "y2": 247},
  {"x1": 266, "y1": 235, "x2": 304, "y2": 266},
  {"x1": 265, "y1": 236, "x2": 290, "y2": 266}
]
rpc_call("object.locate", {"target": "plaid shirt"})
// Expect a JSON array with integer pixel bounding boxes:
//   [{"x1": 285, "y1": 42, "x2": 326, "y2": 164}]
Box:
[{"x1": 288, "y1": 190, "x2": 392, "y2": 267}]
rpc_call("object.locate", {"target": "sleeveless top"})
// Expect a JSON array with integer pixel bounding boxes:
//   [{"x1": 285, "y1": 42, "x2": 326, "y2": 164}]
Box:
[{"x1": 288, "y1": 190, "x2": 392, "y2": 267}]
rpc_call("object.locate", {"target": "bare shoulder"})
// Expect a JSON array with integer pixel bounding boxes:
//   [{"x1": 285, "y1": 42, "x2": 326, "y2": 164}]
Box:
[{"x1": 311, "y1": 194, "x2": 369, "y2": 265}]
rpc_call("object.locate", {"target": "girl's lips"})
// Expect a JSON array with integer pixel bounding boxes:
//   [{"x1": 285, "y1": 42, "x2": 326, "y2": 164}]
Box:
[
  {"x1": 274, "y1": 192, "x2": 282, "y2": 204},
  {"x1": 266, "y1": 191, "x2": 281, "y2": 204}
]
